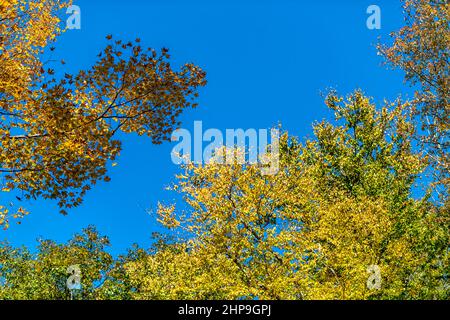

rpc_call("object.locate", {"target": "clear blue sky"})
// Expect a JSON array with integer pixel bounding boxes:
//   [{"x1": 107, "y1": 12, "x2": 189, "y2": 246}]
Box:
[{"x1": 2, "y1": 0, "x2": 413, "y2": 255}]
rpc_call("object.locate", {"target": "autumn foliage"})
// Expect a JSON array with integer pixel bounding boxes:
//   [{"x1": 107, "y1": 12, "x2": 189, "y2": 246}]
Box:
[
  {"x1": 380, "y1": 0, "x2": 449, "y2": 196},
  {"x1": 0, "y1": 0, "x2": 206, "y2": 226},
  {"x1": 0, "y1": 0, "x2": 448, "y2": 300}
]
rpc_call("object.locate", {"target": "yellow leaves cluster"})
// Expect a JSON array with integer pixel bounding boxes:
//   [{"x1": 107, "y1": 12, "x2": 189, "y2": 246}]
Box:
[
  {"x1": 0, "y1": 204, "x2": 29, "y2": 229},
  {"x1": 0, "y1": 0, "x2": 69, "y2": 98},
  {"x1": 150, "y1": 91, "x2": 447, "y2": 299},
  {"x1": 156, "y1": 203, "x2": 180, "y2": 229},
  {"x1": 125, "y1": 242, "x2": 250, "y2": 299}
]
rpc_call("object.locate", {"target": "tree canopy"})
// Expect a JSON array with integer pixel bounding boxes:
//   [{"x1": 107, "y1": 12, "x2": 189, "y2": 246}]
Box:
[
  {"x1": 0, "y1": 0, "x2": 448, "y2": 300},
  {"x1": 1, "y1": 92, "x2": 448, "y2": 300},
  {"x1": 0, "y1": 0, "x2": 206, "y2": 227}
]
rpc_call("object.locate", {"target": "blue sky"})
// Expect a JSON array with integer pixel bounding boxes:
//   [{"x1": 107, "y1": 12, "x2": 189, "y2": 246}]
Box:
[{"x1": 2, "y1": 0, "x2": 413, "y2": 255}]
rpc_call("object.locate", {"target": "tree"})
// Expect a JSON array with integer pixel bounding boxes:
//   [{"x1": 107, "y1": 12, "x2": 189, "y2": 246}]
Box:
[
  {"x1": 0, "y1": 93, "x2": 447, "y2": 300},
  {"x1": 0, "y1": 0, "x2": 207, "y2": 227},
  {"x1": 153, "y1": 91, "x2": 448, "y2": 299},
  {"x1": 379, "y1": 0, "x2": 449, "y2": 198},
  {"x1": 0, "y1": 226, "x2": 113, "y2": 299}
]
